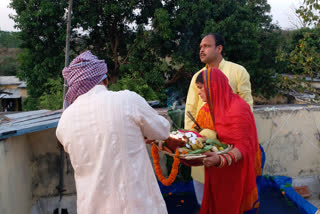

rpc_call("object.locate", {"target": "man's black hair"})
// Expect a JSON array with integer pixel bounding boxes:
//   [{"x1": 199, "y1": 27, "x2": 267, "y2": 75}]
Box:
[
  {"x1": 196, "y1": 72, "x2": 204, "y2": 84},
  {"x1": 206, "y1": 33, "x2": 225, "y2": 56}
]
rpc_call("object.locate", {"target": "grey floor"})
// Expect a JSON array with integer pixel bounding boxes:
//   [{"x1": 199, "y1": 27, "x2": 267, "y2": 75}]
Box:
[{"x1": 293, "y1": 175, "x2": 320, "y2": 209}]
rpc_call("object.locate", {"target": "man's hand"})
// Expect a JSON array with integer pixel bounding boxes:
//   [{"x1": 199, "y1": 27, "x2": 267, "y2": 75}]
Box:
[
  {"x1": 202, "y1": 152, "x2": 220, "y2": 167},
  {"x1": 145, "y1": 139, "x2": 164, "y2": 151},
  {"x1": 145, "y1": 139, "x2": 155, "y2": 144}
]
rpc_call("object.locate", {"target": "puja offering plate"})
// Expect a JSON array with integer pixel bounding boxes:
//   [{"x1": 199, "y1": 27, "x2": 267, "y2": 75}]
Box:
[{"x1": 154, "y1": 130, "x2": 233, "y2": 160}]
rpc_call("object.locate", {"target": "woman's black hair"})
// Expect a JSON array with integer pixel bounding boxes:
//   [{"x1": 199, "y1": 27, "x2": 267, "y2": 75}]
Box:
[{"x1": 196, "y1": 72, "x2": 204, "y2": 84}]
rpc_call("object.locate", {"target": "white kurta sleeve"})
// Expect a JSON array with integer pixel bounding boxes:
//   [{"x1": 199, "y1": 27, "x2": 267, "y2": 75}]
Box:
[
  {"x1": 130, "y1": 92, "x2": 170, "y2": 140},
  {"x1": 56, "y1": 115, "x2": 70, "y2": 153}
]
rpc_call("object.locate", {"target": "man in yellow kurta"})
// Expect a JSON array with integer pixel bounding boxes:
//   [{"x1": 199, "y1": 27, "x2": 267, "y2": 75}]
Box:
[{"x1": 185, "y1": 33, "x2": 254, "y2": 205}]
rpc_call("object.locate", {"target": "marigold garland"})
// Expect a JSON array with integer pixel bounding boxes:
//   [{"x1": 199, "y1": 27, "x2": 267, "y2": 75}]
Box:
[{"x1": 151, "y1": 144, "x2": 180, "y2": 186}]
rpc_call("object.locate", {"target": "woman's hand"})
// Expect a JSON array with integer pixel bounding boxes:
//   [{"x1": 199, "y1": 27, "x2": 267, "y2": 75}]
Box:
[
  {"x1": 180, "y1": 158, "x2": 204, "y2": 167},
  {"x1": 202, "y1": 152, "x2": 220, "y2": 167}
]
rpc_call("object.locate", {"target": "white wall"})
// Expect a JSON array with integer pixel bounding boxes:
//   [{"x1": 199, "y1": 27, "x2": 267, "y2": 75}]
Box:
[
  {"x1": 1, "y1": 105, "x2": 320, "y2": 214},
  {"x1": 254, "y1": 105, "x2": 320, "y2": 177},
  {"x1": 0, "y1": 128, "x2": 75, "y2": 214},
  {"x1": 0, "y1": 135, "x2": 32, "y2": 214}
]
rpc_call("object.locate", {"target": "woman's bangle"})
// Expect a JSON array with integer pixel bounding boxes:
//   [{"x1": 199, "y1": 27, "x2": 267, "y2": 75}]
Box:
[
  {"x1": 227, "y1": 152, "x2": 236, "y2": 162},
  {"x1": 216, "y1": 154, "x2": 235, "y2": 168},
  {"x1": 217, "y1": 155, "x2": 227, "y2": 168},
  {"x1": 223, "y1": 154, "x2": 233, "y2": 166}
]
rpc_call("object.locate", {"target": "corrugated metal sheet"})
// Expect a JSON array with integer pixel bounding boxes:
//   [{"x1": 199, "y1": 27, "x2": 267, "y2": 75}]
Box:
[
  {"x1": 0, "y1": 76, "x2": 26, "y2": 86},
  {"x1": 0, "y1": 110, "x2": 62, "y2": 140},
  {"x1": 0, "y1": 88, "x2": 22, "y2": 99}
]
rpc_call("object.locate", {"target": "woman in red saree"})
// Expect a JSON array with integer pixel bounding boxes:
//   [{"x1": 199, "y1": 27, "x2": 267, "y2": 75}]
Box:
[{"x1": 188, "y1": 67, "x2": 261, "y2": 214}]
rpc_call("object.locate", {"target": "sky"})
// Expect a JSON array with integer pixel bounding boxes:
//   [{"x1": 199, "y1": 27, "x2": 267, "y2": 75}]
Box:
[{"x1": 0, "y1": 0, "x2": 303, "y2": 32}]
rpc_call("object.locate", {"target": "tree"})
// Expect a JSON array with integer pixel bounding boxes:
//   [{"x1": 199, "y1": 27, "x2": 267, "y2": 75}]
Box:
[
  {"x1": 142, "y1": 0, "x2": 282, "y2": 97},
  {"x1": 10, "y1": 0, "x2": 163, "y2": 109},
  {"x1": 296, "y1": 0, "x2": 320, "y2": 27},
  {"x1": 11, "y1": 0, "x2": 286, "y2": 110},
  {"x1": 72, "y1": 0, "x2": 162, "y2": 83},
  {"x1": 276, "y1": 28, "x2": 320, "y2": 102},
  {"x1": 287, "y1": 4, "x2": 308, "y2": 29},
  {"x1": 0, "y1": 55, "x2": 18, "y2": 76},
  {"x1": 10, "y1": 0, "x2": 68, "y2": 110},
  {"x1": 0, "y1": 31, "x2": 21, "y2": 76},
  {"x1": 0, "y1": 31, "x2": 21, "y2": 48},
  {"x1": 276, "y1": 0, "x2": 320, "y2": 103}
]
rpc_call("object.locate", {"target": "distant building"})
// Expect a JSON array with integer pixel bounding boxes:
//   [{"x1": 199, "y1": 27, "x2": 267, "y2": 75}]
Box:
[{"x1": 0, "y1": 76, "x2": 27, "y2": 111}]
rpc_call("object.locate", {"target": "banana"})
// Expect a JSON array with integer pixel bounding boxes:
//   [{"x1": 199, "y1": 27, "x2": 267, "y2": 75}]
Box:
[
  {"x1": 191, "y1": 144, "x2": 199, "y2": 150},
  {"x1": 195, "y1": 137, "x2": 206, "y2": 149}
]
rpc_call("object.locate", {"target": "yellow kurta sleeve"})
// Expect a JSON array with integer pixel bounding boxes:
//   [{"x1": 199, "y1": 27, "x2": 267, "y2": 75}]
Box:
[
  {"x1": 236, "y1": 66, "x2": 253, "y2": 111},
  {"x1": 184, "y1": 69, "x2": 205, "y2": 130},
  {"x1": 219, "y1": 59, "x2": 254, "y2": 111}
]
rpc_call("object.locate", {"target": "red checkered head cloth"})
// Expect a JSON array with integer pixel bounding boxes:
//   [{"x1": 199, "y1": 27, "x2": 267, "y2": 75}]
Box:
[{"x1": 62, "y1": 51, "x2": 108, "y2": 109}]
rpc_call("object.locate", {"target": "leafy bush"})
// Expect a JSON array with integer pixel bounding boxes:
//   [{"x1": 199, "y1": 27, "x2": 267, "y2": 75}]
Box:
[
  {"x1": 0, "y1": 56, "x2": 18, "y2": 76},
  {"x1": 0, "y1": 31, "x2": 21, "y2": 48},
  {"x1": 23, "y1": 78, "x2": 63, "y2": 111},
  {"x1": 39, "y1": 78, "x2": 64, "y2": 110},
  {"x1": 109, "y1": 73, "x2": 165, "y2": 102},
  {"x1": 276, "y1": 28, "x2": 320, "y2": 102}
]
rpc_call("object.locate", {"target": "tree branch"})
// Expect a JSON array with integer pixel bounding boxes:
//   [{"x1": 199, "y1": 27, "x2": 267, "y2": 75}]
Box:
[{"x1": 164, "y1": 66, "x2": 192, "y2": 88}]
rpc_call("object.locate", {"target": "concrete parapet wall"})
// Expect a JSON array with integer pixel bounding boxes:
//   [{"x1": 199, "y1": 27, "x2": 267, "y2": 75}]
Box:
[
  {"x1": 1, "y1": 105, "x2": 319, "y2": 214},
  {"x1": 156, "y1": 105, "x2": 320, "y2": 178},
  {"x1": 0, "y1": 129, "x2": 75, "y2": 214},
  {"x1": 0, "y1": 135, "x2": 32, "y2": 214},
  {"x1": 254, "y1": 105, "x2": 320, "y2": 177}
]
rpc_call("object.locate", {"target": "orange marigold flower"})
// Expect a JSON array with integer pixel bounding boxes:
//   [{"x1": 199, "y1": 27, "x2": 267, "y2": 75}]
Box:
[
  {"x1": 151, "y1": 144, "x2": 180, "y2": 186},
  {"x1": 181, "y1": 200, "x2": 184, "y2": 203}
]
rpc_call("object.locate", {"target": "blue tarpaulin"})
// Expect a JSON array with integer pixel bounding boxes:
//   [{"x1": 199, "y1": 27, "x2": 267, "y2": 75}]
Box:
[
  {"x1": 271, "y1": 176, "x2": 318, "y2": 214},
  {"x1": 158, "y1": 175, "x2": 317, "y2": 214}
]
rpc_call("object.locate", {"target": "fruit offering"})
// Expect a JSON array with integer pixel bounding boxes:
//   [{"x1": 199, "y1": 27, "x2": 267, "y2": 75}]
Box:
[{"x1": 161, "y1": 130, "x2": 228, "y2": 155}]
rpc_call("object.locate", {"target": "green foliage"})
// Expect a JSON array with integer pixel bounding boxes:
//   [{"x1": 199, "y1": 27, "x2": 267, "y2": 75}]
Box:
[
  {"x1": 22, "y1": 96, "x2": 40, "y2": 111},
  {"x1": 148, "y1": 0, "x2": 282, "y2": 98},
  {"x1": 11, "y1": 0, "x2": 292, "y2": 110},
  {"x1": 72, "y1": 0, "x2": 162, "y2": 81},
  {"x1": 23, "y1": 78, "x2": 64, "y2": 111},
  {"x1": 11, "y1": 0, "x2": 163, "y2": 110},
  {"x1": 202, "y1": 0, "x2": 284, "y2": 97},
  {"x1": 296, "y1": 0, "x2": 320, "y2": 27},
  {"x1": 286, "y1": 29, "x2": 320, "y2": 78},
  {"x1": 0, "y1": 55, "x2": 18, "y2": 76},
  {"x1": 0, "y1": 31, "x2": 21, "y2": 76},
  {"x1": 276, "y1": 28, "x2": 320, "y2": 101},
  {"x1": 109, "y1": 73, "x2": 160, "y2": 101},
  {"x1": 0, "y1": 31, "x2": 21, "y2": 48},
  {"x1": 39, "y1": 78, "x2": 63, "y2": 110},
  {"x1": 116, "y1": 28, "x2": 169, "y2": 104},
  {"x1": 10, "y1": 0, "x2": 67, "y2": 109}
]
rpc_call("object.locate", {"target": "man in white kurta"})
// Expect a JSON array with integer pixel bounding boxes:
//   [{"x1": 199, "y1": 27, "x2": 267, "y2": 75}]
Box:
[{"x1": 56, "y1": 51, "x2": 170, "y2": 214}]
